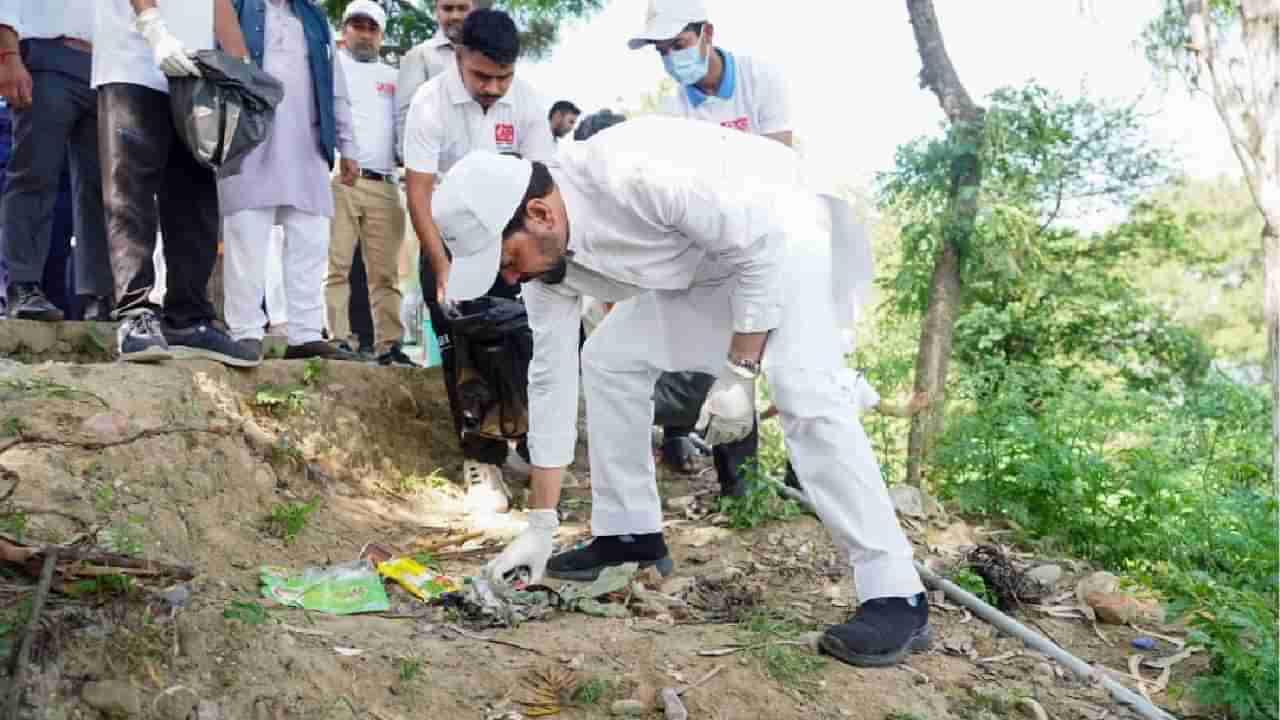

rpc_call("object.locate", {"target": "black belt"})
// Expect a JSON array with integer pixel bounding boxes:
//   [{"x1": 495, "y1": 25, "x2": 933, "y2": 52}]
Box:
[{"x1": 360, "y1": 169, "x2": 395, "y2": 183}]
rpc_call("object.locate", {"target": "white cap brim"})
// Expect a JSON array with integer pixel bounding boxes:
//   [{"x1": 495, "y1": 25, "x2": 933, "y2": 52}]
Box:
[
  {"x1": 444, "y1": 240, "x2": 501, "y2": 303},
  {"x1": 627, "y1": 17, "x2": 693, "y2": 49}
]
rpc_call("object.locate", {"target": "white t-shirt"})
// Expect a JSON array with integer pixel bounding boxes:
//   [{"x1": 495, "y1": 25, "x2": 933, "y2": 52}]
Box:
[
  {"x1": 660, "y1": 52, "x2": 791, "y2": 137},
  {"x1": 403, "y1": 67, "x2": 556, "y2": 175},
  {"x1": 92, "y1": 0, "x2": 215, "y2": 93},
  {"x1": 339, "y1": 51, "x2": 398, "y2": 173}
]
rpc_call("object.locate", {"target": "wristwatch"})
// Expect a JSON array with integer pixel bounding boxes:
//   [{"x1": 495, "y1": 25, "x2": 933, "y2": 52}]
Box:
[{"x1": 727, "y1": 355, "x2": 761, "y2": 379}]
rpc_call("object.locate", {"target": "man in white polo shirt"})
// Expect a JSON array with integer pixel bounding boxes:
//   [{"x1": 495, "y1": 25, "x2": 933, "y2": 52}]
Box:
[
  {"x1": 630, "y1": 0, "x2": 791, "y2": 147},
  {"x1": 404, "y1": 7, "x2": 554, "y2": 515},
  {"x1": 325, "y1": 1, "x2": 415, "y2": 366},
  {"x1": 395, "y1": 0, "x2": 473, "y2": 158},
  {"x1": 628, "y1": 0, "x2": 793, "y2": 496},
  {"x1": 92, "y1": 0, "x2": 258, "y2": 367}
]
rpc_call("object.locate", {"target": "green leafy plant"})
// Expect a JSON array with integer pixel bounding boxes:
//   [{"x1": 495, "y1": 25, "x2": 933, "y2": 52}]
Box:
[
  {"x1": 266, "y1": 500, "x2": 318, "y2": 545},
  {"x1": 737, "y1": 609, "x2": 825, "y2": 691},
  {"x1": 397, "y1": 469, "x2": 446, "y2": 495},
  {"x1": 102, "y1": 516, "x2": 146, "y2": 557},
  {"x1": 270, "y1": 438, "x2": 305, "y2": 468},
  {"x1": 300, "y1": 357, "x2": 326, "y2": 387},
  {"x1": 93, "y1": 485, "x2": 115, "y2": 514},
  {"x1": 0, "y1": 511, "x2": 27, "y2": 542},
  {"x1": 571, "y1": 678, "x2": 612, "y2": 706},
  {"x1": 0, "y1": 417, "x2": 24, "y2": 437},
  {"x1": 223, "y1": 600, "x2": 269, "y2": 626},
  {"x1": 398, "y1": 656, "x2": 423, "y2": 682},
  {"x1": 252, "y1": 383, "x2": 307, "y2": 416},
  {"x1": 716, "y1": 465, "x2": 804, "y2": 530},
  {"x1": 947, "y1": 568, "x2": 998, "y2": 607}
]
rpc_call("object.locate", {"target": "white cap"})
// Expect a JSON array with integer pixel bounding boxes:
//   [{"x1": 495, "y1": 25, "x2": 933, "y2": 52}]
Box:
[
  {"x1": 432, "y1": 152, "x2": 533, "y2": 302},
  {"x1": 342, "y1": 0, "x2": 387, "y2": 29},
  {"x1": 627, "y1": 0, "x2": 708, "y2": 49}
]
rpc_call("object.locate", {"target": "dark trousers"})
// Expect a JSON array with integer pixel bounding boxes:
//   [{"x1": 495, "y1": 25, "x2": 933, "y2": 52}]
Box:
[
  {"x1": 0, "y1": 50, "x2": 109, "y2": 298},
  {"x1": 665, "y1": 420, "x2": 759, "y2": 492},
  {"x1": 421, "y1": 253, "x2": 520, "y2": 466},
  {"x1": 348, "y1": 242, "x2": 375, "y2": 349},
  {"x1": 99, "y1": 82, "x2": 217, "y2": 328},
  {"x1": 43, "y1": 168, "x2": 76, "y2": 317}
]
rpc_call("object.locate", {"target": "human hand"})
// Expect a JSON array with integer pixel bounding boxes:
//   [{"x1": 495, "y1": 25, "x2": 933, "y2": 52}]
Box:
[
  {"x1": 433, "y1": 259, "x2": 451, "y2": 305},
  {"x1": 695, "y1": 362, "x2": 757, "y2": 446},
  {"x1": 137, "y1": 8, "x2": 201, "y2": 77},
  {"x1": 0, "y1": 54, "x2": 32, "y2": 108},
  {"x1": 340, "y1": 158, "x2": 359, "y2": 186},
  {"x1": 482, "y1": 509, "x2": 558, "y2": 584}
]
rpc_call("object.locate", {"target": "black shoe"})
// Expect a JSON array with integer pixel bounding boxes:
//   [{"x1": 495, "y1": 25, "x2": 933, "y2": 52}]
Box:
[
  {"x1": 377, "y1": 343, "x2": 420, "y2": 367},
  {"x1": 546, "y1": 533, "x2": 674, "y2": 581},
  {"x1": 10, "y1": 283, "x2": 63, "y2": 322},
  {"x1": 284, "y1": 341, "x2": 362, "y2": 361},
  {"x1": 238, "y1": 338, "x2": 264, "y2": 363},
  {"x1": 80, "y1": 295, "x2": 114, "y2": 322},
  {"x1": 820, "y1": 593, "x2": 932, "y2": 667},
  {"x1": 117, "y1": 310, "x2": 172, "y2": 363},
  {"x1": 165, "y1": 322, "x2": 261, "y2": 368}
]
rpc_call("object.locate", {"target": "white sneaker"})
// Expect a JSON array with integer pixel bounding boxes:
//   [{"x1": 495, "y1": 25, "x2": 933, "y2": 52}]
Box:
[{"x1": 462, "y1": 460, "x2": 510, "y2": 515}]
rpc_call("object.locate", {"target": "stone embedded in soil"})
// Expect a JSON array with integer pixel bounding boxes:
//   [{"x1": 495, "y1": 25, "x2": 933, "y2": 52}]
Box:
[
  {"x1": 889, "y1": 485, "x2": 927, "y2": 518},
  {"x1": 1026, "y1": 564, "x2": 1064, "y2": 588},
  {"x1": 153, "y1": 687, "x2": 200, "y2": 720},
  {"x1": 611, "y1": 699, "x2": 647, "y2": 716},
  {"x1": 1087, "y1": 592, "x2": 1164, "y2": 625},
  {"x1": 81, "y1": 680, "x2": 142, "y2": 717},
  {"x1": 80, "y1": 411, "x2": 130, "y2": 442}
]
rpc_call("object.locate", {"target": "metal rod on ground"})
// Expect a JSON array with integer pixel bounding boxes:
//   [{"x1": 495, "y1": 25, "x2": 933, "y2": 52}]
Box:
[
  {"x1": 775, "y1": 485, "x2": 1177, "y2": 720},
  {"x1": 2, "y1": 548, "x2": 58, "y2": 720}
]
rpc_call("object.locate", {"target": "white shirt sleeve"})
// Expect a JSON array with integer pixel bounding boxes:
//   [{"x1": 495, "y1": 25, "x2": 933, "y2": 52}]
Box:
[
  {"x1": 395, "y1": 44, "x2": 429, "y2": 161},
  {"x1": 851, "y1": 372, "x2": 881, "y2": 415},
  {"x1": 333, "y1": 43, "x2": 359, "y2": 161},
  {"x1": 523, "y1": 278, "x2": 583, "y2": 468},
  {"x1": 0, "y1": 1, "x2": 22, "y2": 35},
  {"x1": 519, "y1": 90, "x2": 558, "y2": 164},
  {"x1": 619, "y1": 160, "x2": 784, "y2": 334},
  {"x1": 403, "y1": 84, "x2": 444, "y2": 174},
  {"x1": 754, "y1": 60, "x2": 792, "y2": 136}
]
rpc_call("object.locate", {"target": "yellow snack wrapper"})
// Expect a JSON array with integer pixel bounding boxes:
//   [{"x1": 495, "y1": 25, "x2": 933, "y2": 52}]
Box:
[{"x1": 376, "y1": 557, "x2": 461, "y2": 602}]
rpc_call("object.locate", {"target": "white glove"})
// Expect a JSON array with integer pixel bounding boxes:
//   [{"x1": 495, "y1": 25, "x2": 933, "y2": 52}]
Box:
[
  {"x1": 695, "y1": 361, "x2": 757, "y2": 447},
  {"x1": 136, "y1": 8, "x2": 201, "y2": 78},
  {"x1": 483, "y1": 509, "x2": 558, "y2": 584}
]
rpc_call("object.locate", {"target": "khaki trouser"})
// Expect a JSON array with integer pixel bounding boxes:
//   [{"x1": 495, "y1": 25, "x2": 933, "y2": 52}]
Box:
[{"x1": 325, "y1": 177, "x2": 406, "y2": 352}]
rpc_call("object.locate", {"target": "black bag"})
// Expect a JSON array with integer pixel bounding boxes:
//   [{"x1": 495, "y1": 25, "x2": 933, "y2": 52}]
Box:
[
  {"x1": 652, "y1": 371, "x2": 716, "y2": 429},
  {"x1": 450, "y1": 297, "x2": 533, "y2": 440},
  {"x1": 168, "y1": 50, "x2": 285, "y2": 178}
]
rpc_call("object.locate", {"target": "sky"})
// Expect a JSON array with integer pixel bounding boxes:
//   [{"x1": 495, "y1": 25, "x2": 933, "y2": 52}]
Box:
[{"x1": 519, "y1": 0, "x2": 1242, "y2": 193}]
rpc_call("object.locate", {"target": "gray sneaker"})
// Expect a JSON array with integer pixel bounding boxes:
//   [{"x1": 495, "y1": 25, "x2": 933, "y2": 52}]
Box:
[
  {"x1": 117, "y1": 310, "x2": 172, "y2": 363},
  {"x1": 165, "y1": 322, "x2": 261, "y2": 368}
]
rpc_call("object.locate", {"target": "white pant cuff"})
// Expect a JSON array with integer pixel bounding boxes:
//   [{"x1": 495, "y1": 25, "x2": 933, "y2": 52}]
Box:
[
  {"x1": 590, "y1": 507, "x2": 664, "y2": 537},
  {"x1": 852, "y1": 554, "x2": 925, "y2": 603}
]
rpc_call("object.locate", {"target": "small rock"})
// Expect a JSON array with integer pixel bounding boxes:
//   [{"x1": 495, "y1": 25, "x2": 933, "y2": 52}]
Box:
[
  {"x1": 1088, "y1": 593, "x2": 1164, "y2": 625},
  {"x1": 943, "y1": 633, "x2": 974, "y2": 656},
  {"x1": 659, "y1": 576, "x2": 696, "y2": 597},
  {"x1": 667, "y1": 495, "x2": 697, "y2": 512},
  {"x1": 82, "y1": 680, "x2": 142, "y2": 717},
  {"x1": 153, "y1": 686, "x2": 199, "y2": 720},
  {"x1": 702, "y1": 565, "x2": 742, "y2": 584},
  {"x1": 566, "y1": 655, "x2": 584, "y2": 670},
  {"x1": 162, "y1": 584, "x2": 191, "y2": 608},
  {"x1": 611, "y1": 699, "x2": 647, "y2": 716},
  {"x1": 80, "y1": 412, "x2": 130, "y2": 443},
  {"x1": 889, "y1": 485, "x2": 926, "y2": 518},
  {"x1": 1033, "y1": 662, "x2": 1055, "y2": 682},
  {"x1": 800, "y1": 631, "x2": 823, "y2": 652},
  {"x1": 197, "y1": 700, "x2": 221, "y2": 720},
  {"x1": 1026, "y1": 564, "x2": 1064, "y2": 589},
  {"x1": 1076, "y1": 571, "x2": 1119, "y2": 599}
]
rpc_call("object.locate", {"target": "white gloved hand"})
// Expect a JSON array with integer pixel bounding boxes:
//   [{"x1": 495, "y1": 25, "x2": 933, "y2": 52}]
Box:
[
  {"x1": 483, "y1": 509, "x2": 558, "y2": 584},
  {"x1": 695, "y1": 361, "x2": 757, "y2": 447},
  {"x1": 136, "y1": 8, "x2": 201, "y2": 78}
]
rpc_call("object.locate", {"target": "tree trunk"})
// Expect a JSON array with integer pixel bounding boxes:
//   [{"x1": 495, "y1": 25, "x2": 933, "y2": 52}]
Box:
[
  {"x1": 903, "y1": 0, "x2": 986, "y2": 487},
  {"x1": 1265, "y1": 214, "x2": 1278, "y2": 494}
]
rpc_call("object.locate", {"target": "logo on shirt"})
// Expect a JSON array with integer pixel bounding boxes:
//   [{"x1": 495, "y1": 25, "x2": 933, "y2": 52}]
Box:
[
  {"x1": 376, "y1": 81, "x2": 395, "y2": 97},
  {"x1": 721, "y1": 117, "x2": 751, "y2": 133},
  {"x1": 495, "y1": 122, "x2": 516, "y2": 149}
]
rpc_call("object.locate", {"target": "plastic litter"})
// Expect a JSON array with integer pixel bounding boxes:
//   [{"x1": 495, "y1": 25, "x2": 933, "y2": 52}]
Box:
[
  {"x1": 376, "y1": 557, "x2": 461, "y2": 601},
  {"x1": 1131, "y1": 636, "x2": 1156, "y2": 651},
  {"x1": 259, "y1": 560, "x2": 390, "y2": 615}
]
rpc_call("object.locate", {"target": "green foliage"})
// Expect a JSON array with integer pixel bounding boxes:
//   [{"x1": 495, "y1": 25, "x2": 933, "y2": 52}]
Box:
[
  {"x1": 223, "y1": 600, "x2": 269, "y2": 626},
  {"x1": 270, "y1": 438, "x2": 305, "y2": 468},
  {"x1": 301, "y1": 357, "x2": 327, "y2": 387},
  {"x1": 571, "y1": 677, "x2": 612, "y2": 706},
  {"x1": 320, "y1": 0, "x2": 603, "y2": 61},
  {"x1": 1178, "y1": 583, "x2": 1279, "y2": 720},
  {"x1": 93, "y1": 485, "x2": 115, "y2": 514},
  {"x1": 0, "y1": 417, "x2": 24, "y2": 437},
  {"x1": 715, "y1": 464, "x2": 803, "y2": 530},
  {"x1": 63, "y1": 574, "x2": 137, "y2": 598},
  {"x1": 1141, "y1": 0, "x2": 1243, "y2": 91},
  {"x1": 398, "y1": 468, "x2": 446, "y2": 494},
  {"x1": 737, "y1": 609, "x2": 826, "y2": 691},
  {"x1": 102, "y1": 516, "x2": 147, "y2": 557},
  {"x1": 947, "y1": 568, "x2": 997, "y2": 607},
  {"x1": 398, "y1": 656, "x2": 424, "y2": 682},
  {"x1": 0, "y1": 511, "x2": 26, "y2": 542},
  {"x1": 253, "y1": 383, "x2": 307, "y2": 416},
  {"x1": 266, "y1": 500, "x2": 319, "y2": 545}
]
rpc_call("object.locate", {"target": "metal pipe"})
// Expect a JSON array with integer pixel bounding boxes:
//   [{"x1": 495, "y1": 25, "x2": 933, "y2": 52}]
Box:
[{"x1": 775, "y1": 484, "x2": 1177, "y2": 720}]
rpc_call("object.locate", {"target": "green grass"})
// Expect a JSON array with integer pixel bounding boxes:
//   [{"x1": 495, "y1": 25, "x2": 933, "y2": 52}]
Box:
[
  {"x1": 0, "y1": 511, "x2": 27, "y2": 541},
  {"x1": 397, "y1": 469, "x2": 446, "y2": 495},
  {"x1": 300, "y1": 358, "x2": 326, "y2": 386},
  {"x1": 266, "y1": 500, "x2": 318, "y2": 545},
  {"x1": 1, "y1": 417, "x2": 25, "y2": 437},
  {"x1": 101, "y1": 516, "x2": 146, "y2": 556},
  {"x1": 715, "y1": 462, "x2": 804, "y2": 530},
  {"x1": 737, "y1": 609, "x2": 825, "y2": 691},
  {"x1": 252, "y1": 383, "x2": 307, "y2": 416},
  {"x1": 571, "y1": 678, "x2": 613, "y2": 706},
  {"x1": 398, "y1": 656, "x2": 423, "y2": 682}
]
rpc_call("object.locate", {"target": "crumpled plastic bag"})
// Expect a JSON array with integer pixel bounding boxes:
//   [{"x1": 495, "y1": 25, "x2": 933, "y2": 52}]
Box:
[
  {"x1": 457, "y1": 562, "x2": 639, "y2": 627},
  {"x1": 168, "y1": 49, "x2": 285, "y2": 178},
  {"x1": 376, "y1": 557, "x2": 461, "y2": 602},
  {"x1": 259, "y1": 560, "x2": 389, "y2": 615}
]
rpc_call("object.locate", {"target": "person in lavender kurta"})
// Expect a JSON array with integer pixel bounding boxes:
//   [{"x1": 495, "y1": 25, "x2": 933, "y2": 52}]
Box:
[{"x1": 220, "y1": 0, "x2": 363, "y2": 361}]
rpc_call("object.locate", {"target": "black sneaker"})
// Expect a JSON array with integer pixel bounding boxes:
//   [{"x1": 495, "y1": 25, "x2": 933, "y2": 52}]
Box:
[
  {"x1": 10, "y1": 283, "x2": 64, "y2": 322},
  {"x1": 238, "y1": 338, "x2": 264, "y2": 363},
  {"x1": 546, "y1": 533, "x2": 675, "y2": 581},
  {"x1": 80, "y1": 295, "x2": 114, "y2": 322},
  {"x1": 377, "y1": 343, "x2": 420, "y2": 367},
  {"x1": 117, "y1": 310, "x2": 172, "y2": 363},
  {"x1": 820, "y1": 593, "x2": 932, "y2": 667},
  {"x1": 165, "y1": 322, "x2": 261, "y2": 368},
  {"x1": 284, "y1": 341, "x2": 363, "y2": 361}
]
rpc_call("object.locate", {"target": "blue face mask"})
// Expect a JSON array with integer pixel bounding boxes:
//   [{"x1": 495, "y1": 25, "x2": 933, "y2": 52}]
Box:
[{"x1": 662, "y1": 33, "x2": 709, "y2": 86}]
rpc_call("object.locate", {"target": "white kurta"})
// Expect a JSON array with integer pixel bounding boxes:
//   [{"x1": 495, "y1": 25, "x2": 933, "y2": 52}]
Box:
[{"x1": 523, "y1": 117, "x2": 922, "y2": 601}]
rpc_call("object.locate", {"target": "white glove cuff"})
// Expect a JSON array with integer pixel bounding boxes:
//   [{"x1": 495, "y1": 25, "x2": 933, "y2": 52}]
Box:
[
  {"x1": 527, "y1": 509, "x2": 559, "y2": 531},
  {"x1": 136, "y1": 8, "x2": 165, "y2": 40}
]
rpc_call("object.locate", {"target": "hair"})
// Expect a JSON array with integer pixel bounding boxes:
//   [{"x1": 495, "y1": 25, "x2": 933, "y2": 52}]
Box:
[
  {"x1": 572, "y1": 109, "x2": 627, "y2": 141},
  {"x1": 684, "y1": 21, "x2": 706, "y2": 35},
  {"x1": 502, "y1": 162, "x2": 556, "y2": 240},
  {"x1": 461, "y1": 8, "x2": 520, "y2": 65},
  {"x1": 549, "y1": 100, "x2": 581, "y2": 119}
]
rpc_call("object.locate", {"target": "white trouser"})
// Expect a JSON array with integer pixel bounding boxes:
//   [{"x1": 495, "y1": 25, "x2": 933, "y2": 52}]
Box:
[
  {"x1": 223, "y1": 207, "x2": 329, "y2": 345},
  {"x1": 579, "y1": 199, "x2": 923, "y2": 602},
  {"x1": 265, "y1": 225, "x2": 288, "y2": 326}
]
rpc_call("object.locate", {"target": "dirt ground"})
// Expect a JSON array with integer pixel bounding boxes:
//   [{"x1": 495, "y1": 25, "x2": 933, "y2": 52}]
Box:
[{"x1": 0, "y1": 320, "x2": 1203, "y2": 720}]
